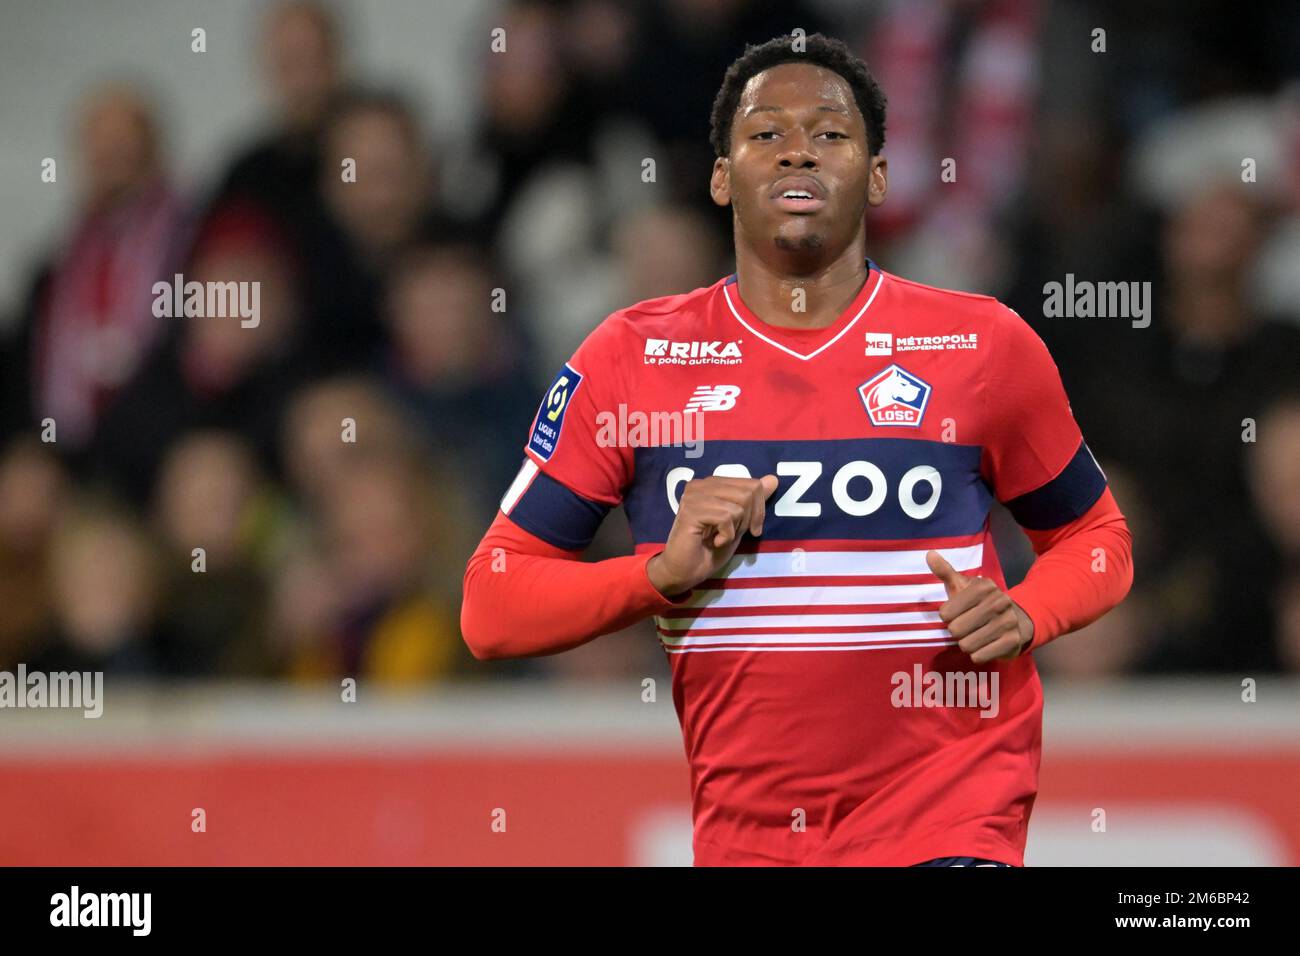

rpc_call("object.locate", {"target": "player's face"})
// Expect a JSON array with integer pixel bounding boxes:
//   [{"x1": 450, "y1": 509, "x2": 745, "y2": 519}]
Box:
[{"x1": 711, "y1": 62, "x2": 886, "y2": 259}]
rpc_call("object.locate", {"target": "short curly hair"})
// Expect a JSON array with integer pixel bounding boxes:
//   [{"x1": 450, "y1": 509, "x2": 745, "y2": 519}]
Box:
[{"x1": 709, "y1": 33, "x2": 887, "y2": 159}]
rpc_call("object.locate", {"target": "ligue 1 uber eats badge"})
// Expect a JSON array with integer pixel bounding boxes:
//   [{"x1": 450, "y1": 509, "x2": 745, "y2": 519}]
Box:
[
  {"x1": 530, "y1": 364, "x2": 582, "y2": 462},
  {"x1": 859, "y1": 364, "x2": 932, "y2": 427}
]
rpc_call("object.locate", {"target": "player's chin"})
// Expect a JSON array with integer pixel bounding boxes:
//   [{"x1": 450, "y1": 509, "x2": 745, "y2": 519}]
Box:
[{"x1": 772, "y1": 226, "x2": 827, "y2": 253}]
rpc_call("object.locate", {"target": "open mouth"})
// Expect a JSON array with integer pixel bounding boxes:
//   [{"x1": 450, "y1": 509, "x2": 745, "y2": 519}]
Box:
[{"x1": 771, "y1": 177, "x2": 827, "y2": 214}]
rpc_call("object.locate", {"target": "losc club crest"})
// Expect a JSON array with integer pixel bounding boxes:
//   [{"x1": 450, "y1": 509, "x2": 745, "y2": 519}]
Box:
[{"x1": 859, "y1": 364, "x2": 932, "y2": 427}]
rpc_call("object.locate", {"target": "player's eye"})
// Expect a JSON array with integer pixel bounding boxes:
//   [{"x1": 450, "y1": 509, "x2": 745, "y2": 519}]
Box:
[
  {"x1": 751, "y1": 130, "x2": 779, "y2": 140},
  {"x1": 819, "y1": 131, "x2": 848, "y2": 140}
]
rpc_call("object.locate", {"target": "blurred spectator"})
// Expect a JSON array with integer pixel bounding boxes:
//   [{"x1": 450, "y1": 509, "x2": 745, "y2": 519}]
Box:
[
  {"x1": 320, "y1": 92, "x2": 436, "y2": 268},
  {"x1": 303, "y1": 88, "x2": 466, "y2": 372},
  {"x1": 379, "y1": 241, "x2": 536, "y2": 524},
  {"x1": 5, "y1": 83, "x2": 187, "y2": 455},
  {"x1": 273, "y1": 379, "x2": 501, "y2": 681},
  {"x1": 1106, "y1": 183, "x2": 1300, "y2": 671},
  {"x1": 1223, "y1": 393, "x2": 1300, "y2": 672},
  {"x1": 0, "y1": 440, "x2": 68, "y2": 668},
  {"x1": 210, "y1": 0, "x2": 346, "y2": 227},
  {"x1": 611, "y1": 204, "x2": 727, "y2": 305},
  {"x1": 1277, "y1": 569, "x2": 1300, "y2": 672},
  {"x1": 150, "y1": 431, "x2": 283, "y2": 677},
  {"x1": 1139, "y1": 182, "x2": 1299, "y2": 505},
  {"x1": 562, "y1": 0, "x2": 639, "y2": 119},
  {"x1": 1249, "y1": 395, "x2": 1300, "y2": 559},
  {"x1": 517, "y1": 200, "x2": 729, "y2": 375},
  {"x1": 864, "y1": 0, "x2": 1042, "y2": 293},
  {"x1": 454, "y1": 0, "x2": 597, "y2": 233},
  {"x1": 91, "y1": 199, "x2": 305, "y2": 504},
  {"x1": 279, "y1": 375, "x2": 414, "y2": 510},
  {"x1": 270, "y1": 449, "x2": 473, "y2": 684},
  {"x1": 28, "y1": 501, "x2": 165, "y2": 675},
  {"x1": 1086, "y1": 0, "x2": 1300, "y2": 133},
  {"x1": 1002, "y1": 112, "x2": 1161, "y2": 401}
]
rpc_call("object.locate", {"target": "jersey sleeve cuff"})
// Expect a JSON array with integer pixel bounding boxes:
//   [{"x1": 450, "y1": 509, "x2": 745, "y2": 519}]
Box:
[
  {"x1": 634, "y1": 551, "x2": 696, "y2": 611},
  {"x1": 1007, "y1": 584, "x2": 1052, "y2": 651}
]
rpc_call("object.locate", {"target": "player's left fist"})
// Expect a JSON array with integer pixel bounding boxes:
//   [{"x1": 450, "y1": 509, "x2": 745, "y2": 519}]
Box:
[{"x1": 925, "y1": 551, "x2": 1034, "y2": 663}]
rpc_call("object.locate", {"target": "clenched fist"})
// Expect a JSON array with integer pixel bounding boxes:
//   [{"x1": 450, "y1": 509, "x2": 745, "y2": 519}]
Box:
[
  {"x1": 647, "y1": 474, "x2": 780, "y2": 598},
  {"x1": 926, "y1": 550, "x2": 1034, "y2": 663}
]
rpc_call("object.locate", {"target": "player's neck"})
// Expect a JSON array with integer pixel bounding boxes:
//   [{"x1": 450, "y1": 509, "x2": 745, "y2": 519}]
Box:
[{"x1": 732, "y1": 243, "x2": 869, "y2": 331}]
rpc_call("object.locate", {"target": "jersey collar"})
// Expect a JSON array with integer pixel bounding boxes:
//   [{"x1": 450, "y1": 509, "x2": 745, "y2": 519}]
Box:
[{"x1": 720, "y1": 258, "x2": 885, "y2": 361}]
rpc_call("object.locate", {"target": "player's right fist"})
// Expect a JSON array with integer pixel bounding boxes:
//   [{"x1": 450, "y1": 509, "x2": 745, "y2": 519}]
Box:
[{"x1": 647, "y1": 474, "x2": 780, "y2": 598}]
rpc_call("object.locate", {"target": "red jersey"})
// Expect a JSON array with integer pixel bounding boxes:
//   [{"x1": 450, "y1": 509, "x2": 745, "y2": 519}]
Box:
[{"x1": 491, "y1": 260, "x2": 1118, "y2": 866}]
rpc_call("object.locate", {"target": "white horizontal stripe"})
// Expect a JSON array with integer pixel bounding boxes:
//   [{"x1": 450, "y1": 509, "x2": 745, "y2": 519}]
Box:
[
  {"x1": 715, "y1": 544, "x2": 983, "y2": 579},
  {"x1": 660, "y1": 627, "x2": 953, "y2": 647},
  {"x1": 664, "y1": 640, "x2": 959, "y2": 654},
  {"x1": 683, "y1": 583, "x2": 948, "y2": 609},
  {"x1": 659, "y1": 610, "x2": 944, "y2": 630},
  {"x1": 499, "y1": 458, "x2": 538, "y2": 514}
]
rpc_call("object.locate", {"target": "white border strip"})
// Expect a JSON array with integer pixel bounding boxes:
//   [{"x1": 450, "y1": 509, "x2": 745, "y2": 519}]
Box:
[
  {"x1": 683, "y1": 582, "x2": 949, "y2": 608},
  {"x1": 660, "y1": 610, "x2": 944, "y2": 630},
  {"x1": 660, "y1": 627, "x2": 953, "y2": 646},
  {"x1": 500, "y1": 458, "x2": 540, "y2": 514},
  {"x1": 716, "y1": 544, "x2": 983, "y2": 578}
]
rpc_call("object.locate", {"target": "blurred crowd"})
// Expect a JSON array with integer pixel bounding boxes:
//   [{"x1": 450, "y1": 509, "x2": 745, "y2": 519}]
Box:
[{"x1": 0, "y1": 0, "x2": 1298, "y2": 684}]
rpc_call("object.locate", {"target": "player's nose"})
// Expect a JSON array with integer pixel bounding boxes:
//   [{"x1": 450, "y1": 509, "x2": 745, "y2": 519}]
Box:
[
  {"x1": 778, "y1": 154, "x2": 818, "y2": 170},
  {"x1": 777, "y1": 129, "x2": 818, "y2": 169}
]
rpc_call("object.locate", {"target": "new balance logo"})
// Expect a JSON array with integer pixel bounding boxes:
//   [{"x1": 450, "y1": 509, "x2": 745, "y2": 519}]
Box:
[{"x1": 684, "y1": 385, "x2": 740, "y2": 413}]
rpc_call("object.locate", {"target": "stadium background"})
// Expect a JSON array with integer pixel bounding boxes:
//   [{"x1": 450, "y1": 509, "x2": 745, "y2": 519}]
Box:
[{"x1": 0, "y1": 0, "x2": 1298, "y2": 865}]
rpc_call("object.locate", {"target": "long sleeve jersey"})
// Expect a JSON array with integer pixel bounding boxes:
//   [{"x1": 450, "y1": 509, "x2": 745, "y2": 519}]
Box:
[{"x1": 462, "y1": 260, "x2": 1133, "y2": 866}]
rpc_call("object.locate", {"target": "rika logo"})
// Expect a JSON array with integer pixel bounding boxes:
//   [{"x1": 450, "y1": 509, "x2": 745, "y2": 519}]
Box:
[
  {"x1": 529, "y1": 363, "x2": 583, "y2": 462},
  {"x1": 644, "y1": 338, "x2": 742, "y2": 366},
  {"x1": 684, "y1": 385, "x2": 740, "y2": 412},
  {"x1": 860, "y1": 365, "x2": 931, "y2": 427}
]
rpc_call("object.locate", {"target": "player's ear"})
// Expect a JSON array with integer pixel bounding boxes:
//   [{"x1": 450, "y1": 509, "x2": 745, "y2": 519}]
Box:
[
  {"x1": 710, "y1": 156, "x2": 732, "y2": 207},
  {"x1": 867, "y1": 154, "x2": 888, "y2": 208}
]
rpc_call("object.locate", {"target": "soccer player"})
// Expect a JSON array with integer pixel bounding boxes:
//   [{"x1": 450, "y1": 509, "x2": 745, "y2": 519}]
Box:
[{"x1": 461, "y1": 34, "x2": 1133, "y2": 866}]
